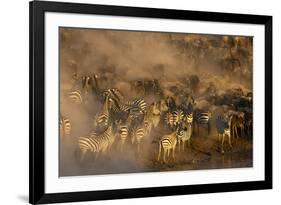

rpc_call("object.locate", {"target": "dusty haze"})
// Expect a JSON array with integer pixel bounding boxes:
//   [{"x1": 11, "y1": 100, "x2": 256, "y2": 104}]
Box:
[{"x1": 59, "y1": 27, "x2": 253, "y2": 176}]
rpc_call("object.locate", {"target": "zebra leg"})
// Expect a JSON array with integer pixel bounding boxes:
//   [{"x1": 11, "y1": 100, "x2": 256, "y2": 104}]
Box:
[
  {"x1": 157, "y1": 142, "x2": 162, "y2": 161},
  {"x1": 80, "y1": 149, "x2": 87, "y2": 162},
  {"x1": 163, "y1": 149, "x2": 167, "y2": 163},
  {"x1": 221, "y1": 134, "x2": 225, "y2": 154},
  {"x1": 241, "y1": 127, "x2": 245, "y2": 138},
  {"x1": 228, "y1": 134, "x2": 232, "y2": 148},
  {"x1": 137, "y1": 143, "x2": 141, "y2": 157},
  {"x1": 234, "y1": 126, "x2": 238, "y2": 138},
  {"x1": 167, "y1": 149, "x2": 171, "y2": 162}
]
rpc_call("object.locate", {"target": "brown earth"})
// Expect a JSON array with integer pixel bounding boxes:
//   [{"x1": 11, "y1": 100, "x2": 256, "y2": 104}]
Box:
[{"x1": 59, "y1": 128, "x2": 253, "y2": 177}]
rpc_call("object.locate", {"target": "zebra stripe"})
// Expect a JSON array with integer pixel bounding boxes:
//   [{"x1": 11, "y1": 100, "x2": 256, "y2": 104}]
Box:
[
  {"x1": 109, "y1": 98, "x2": 146, "y2": 123},
  {"x1": 126, "y1": 98, "x2": 147, "y2": 113},
  {"x1": 60, "y1": 116, "x2": 71, "y2": 137},
  {"x1": 131, "y1": 126, "x2": 145, "y2": 154},
  {"x1": 177, "y1": 123, "x2": 192, "y2": 152},
  {"x1": 172, "y1": 110, "x2": 184, "y2": 125},
  {"x1": 102, "y1": 88, "x2": 123, "y2": 105},
  {"x1": 93, "y1": 96, "x2": 111, "y2": 132},
  {"x1": 78, "y1": 126, "x2": 113, "y2": 161},
  {"x1": 185, "y1": 113, "x2": 193, "y2": 124},
  {"x1": 67, "y1": 89, "x2": 83, "y2": 104},
  {"x1": 94, "y1": 112, "x2": 109, "y2": 131},
  {"x1": 164, "y1": 110, "x2": 184, "y2": 128},
  {"x1": 124, "y1": 99, "x2": 147, "y2": 125},
  {"x1": 118, "y1": 125, "x2": 129, "y2": 152},
  {"x1": 196, "y1": 112, "x2": 210, "y2": 124},
  {"x1": 194, "y1": 111, "x2": 211, "y2": 136},
  {"x1": 164, "y1": 112, "x2": 175, "y2": 128},
  {"x1": 157, "y1": 132, "x2": 177, "y2": 163}
]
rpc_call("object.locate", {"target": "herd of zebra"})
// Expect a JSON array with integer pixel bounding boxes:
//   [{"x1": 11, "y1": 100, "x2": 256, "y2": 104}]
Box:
[{"x1": 60, "y1": 74, "x2": 252, "y2": 166}]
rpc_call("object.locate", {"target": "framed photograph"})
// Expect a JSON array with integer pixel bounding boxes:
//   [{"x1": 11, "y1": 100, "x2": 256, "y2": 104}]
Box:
[{"x1": 29, "y1": 0, "x2": 272, "y2": 204}]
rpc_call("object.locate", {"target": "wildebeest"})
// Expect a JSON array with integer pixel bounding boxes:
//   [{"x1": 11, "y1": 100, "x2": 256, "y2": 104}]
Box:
[
  {"x1": 216, "y1": 114, "x2": 232, "y2": 154},
  {"x1": 231, "y1": 112, "x2": 245, "y2": 138}
]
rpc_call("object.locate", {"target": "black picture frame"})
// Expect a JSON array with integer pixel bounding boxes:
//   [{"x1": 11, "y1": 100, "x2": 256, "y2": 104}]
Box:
[{"x1": 29, "y1": 0, "x2": 272, "y2": 204}]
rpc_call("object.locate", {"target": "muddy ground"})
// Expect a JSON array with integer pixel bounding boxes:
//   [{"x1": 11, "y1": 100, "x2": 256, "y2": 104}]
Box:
[{"x1": 59, "y1": 127, "x2": 253, "y2": 177}]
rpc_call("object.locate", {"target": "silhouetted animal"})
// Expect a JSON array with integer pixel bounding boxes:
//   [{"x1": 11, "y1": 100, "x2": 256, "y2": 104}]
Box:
[
  {"x1": 216, "y1": 114, "x2": 232, "y2": 154},
  {"x1": 231, "y1": 112, "x2": 245, "y2": 138}
]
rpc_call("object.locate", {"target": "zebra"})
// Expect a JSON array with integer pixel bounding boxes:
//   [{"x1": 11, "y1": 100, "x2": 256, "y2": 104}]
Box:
[
  {"x1": 113, "y1": 112, "x2": 138, "y2": 152},
  {"x1": 81, "y1": 73, "x2": 124, "y2": 106},
  {"x1": 176, "y1": 122, "x2": 192, "y2": 153},
  {"x1": 60, "y1": 115, "x2": 71, "y2": 138},
  {"x1": 231, "y1": 112, "x2": 245, "y2": 138},
  {"x1": 93, "y1": 95, "x2": 113, "y2": 132},
  {"x1": 164, "y1": 109, "x2": 184, "y2": 130},
  {"x1": 81, "y1": 75, "x2": 94, "y2": 95},
  {"x1": 126, "y1": 98, "x2": 147, "y2": 113},
  {"x1": 109, "y1": 98, "x2": 146, "y2": 126},
  {"x1": 184, "y1": 113, "x2": 193, "y2": 124},
  {"x1": 125, "y1": 98, "x2": 147, "y2": 126},
  {"x1": 164, "y1": 111, "x2": 176, "y2": 129},
  {"x1": 216, "y1": 114, "x2": 232, "y2": 154},
  {"x1": 67, "y1": 74, "x2": 98, "y2": 105},
  {"x1": 101, "y1": 88, "x2": 123, "y2": 106},
  {"x1": 67, "y1": 89, "x2": 83, "y2": 105},
  {"x1": 194, "y1": 110, "x2": 211, "y2": 136},
  {"x1": 172, "y1": 110, "x2": 185, "y2": 126},
  {"x1": 115, "y1": 123, "x2": 130, "y2": 152},
  {"x1": 78, "y1": 125, "x2": 114, "y2": 162},
  {"x1": 131, "y1": 125, "x2": 145, "y2": 156},
  {"x1": 157, "y1": 131, "x2": 177, "y2": 163},
  {"x1": 93, "y1": 112, "x2": 109, "y2": 132}
]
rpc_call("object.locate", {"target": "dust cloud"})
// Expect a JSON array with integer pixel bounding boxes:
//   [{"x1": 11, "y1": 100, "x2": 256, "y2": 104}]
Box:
[{"x1": 59, "y1": 27, "x2": 253, "y2": 176}]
